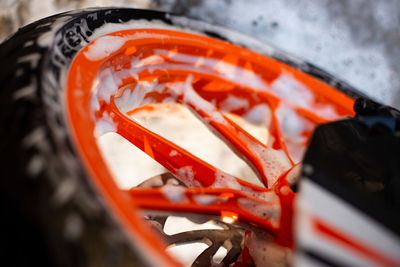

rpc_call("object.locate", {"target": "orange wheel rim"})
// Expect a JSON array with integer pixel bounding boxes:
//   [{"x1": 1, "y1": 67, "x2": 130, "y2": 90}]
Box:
[{"x1": 66, "y1": 28, "x2": 355, "y2": 266}]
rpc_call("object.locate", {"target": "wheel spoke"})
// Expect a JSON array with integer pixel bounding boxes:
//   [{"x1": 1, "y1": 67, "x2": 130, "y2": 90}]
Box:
[
  {"x1": 127, "y1": 186, "x2": 280, "y2": 233},
  {"x1": 104, "y1": 97, "x2": 270, "y2": 193},
  {"x1": 181, "y1": 79, "x2": 293, "y2": 187}
]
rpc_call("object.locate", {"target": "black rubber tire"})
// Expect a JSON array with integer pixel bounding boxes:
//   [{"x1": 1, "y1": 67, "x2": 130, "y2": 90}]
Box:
[
  {"x1": 0, "y1": 8, "x2": 168, "y2": 267},
  {"x1": 0, "y1": 7, "x2": 363, "y2": 267}
]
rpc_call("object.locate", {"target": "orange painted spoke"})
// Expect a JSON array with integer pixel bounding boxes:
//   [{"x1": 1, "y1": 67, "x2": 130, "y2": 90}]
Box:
[
  {"x1": 128, "y1": 187, "x2": 280, "y2": 232},
  {"x1": 105, "y1": 98, "x2": 269, "y2": 194},
  {"x1": 187, "y1": 101, "x2": 290, "y2": 188}
]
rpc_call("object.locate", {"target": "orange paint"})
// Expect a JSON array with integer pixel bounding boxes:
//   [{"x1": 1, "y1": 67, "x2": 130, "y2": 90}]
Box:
[
  {"x1": 143, "y1": 136, "x2": 155, "y2": 159},
  {"x1": 125, "y1": 46, "x2": 137, "y2": 55}
]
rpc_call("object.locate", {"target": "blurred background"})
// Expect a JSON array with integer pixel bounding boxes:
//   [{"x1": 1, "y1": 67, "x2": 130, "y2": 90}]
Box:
[{"x1": 1, "y1": 0, "x2": 399, "y2": 107}]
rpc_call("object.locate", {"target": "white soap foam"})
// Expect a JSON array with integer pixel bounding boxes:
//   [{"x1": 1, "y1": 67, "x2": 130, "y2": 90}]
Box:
[
  {"x1": 219, "y1": 94, "x2": 249, "y2": 112},
  {"x1": 84, "y1": 35, "x2": 126, "y2": 61},
  {"x1": 169, "y1": 150, "x2": 178, "y2": 157},
  {"x1": 133, "y1": 54, "x2": 165, "y2": 67},
  {"x1": 193, "y1": 194, "x2": 218, "y2": 206},
  {"x1": 270, "y1": 73, "x2": 314, "y2": 108},
  {"x1": 275, "y1": 104, "x2": 311, "y2": 143},
  {"x1": 312, "y1": 104, "x2": 340, "y2": 120},
  {"x1": 95, "y1": 68, "x2": 120, "y2": 104},
  {"x1": 84, "y1": 31, "x2": 186, "y2": 62},
  {"x1": 213, "y1": 169, "x2": 242, "y2": 190},
  {"x1": 213, "y1": 170, "x2": 276, "y2": 202},
  {"x1": 275, "y1": 104, "x2": 314, "y2": 163},
  {"x1": 161, "y1": 184, "x2": 188, "y2": 204},
  {"x1": 155, "y1": 49, "x2": 270, "y2": 91},
  {"x1": 94, "y1": 112, "x2": 116, "y2": 138},
  {"x1": 114, "y1": 80, "x2": 158, "y2": 112},
  {"x1": 175, "y1": 166, "x2": 200, "y2": 187},
  {"x1": 238, "y1": 198, "x2": 281, "y2": 227},
  {"x1": 243, "y1": 104, "x2": 272, "y2": 126},
  {"x1": 270, "y1": 73, "x2": 340, "y2": 120},
  {"x1": 237, "y1": 131, "x2": 292, "y2": 187}
]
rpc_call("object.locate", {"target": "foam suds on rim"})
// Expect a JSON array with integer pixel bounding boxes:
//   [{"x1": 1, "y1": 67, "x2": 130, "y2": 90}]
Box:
[
  {"x1": 161, "y1": 184, "x2": 188, "y2": 204},
  {"x1": 95, "y1": 68, "x2": 120, "y2": 104},
  {"x1": 169, "y1": 150, "x2": 178, "y2": 157},
  {"x1": 155, "y1": 49, "x2": 270, "y2": 91},
  {"x1": 90, "y1": 45, "x2": 271, "y2": 112},
  {"x1": 270, "y1": 73, "x2": 314, "y2": 108},
  {"x1": 133, "y1": 54, "x2": 165, "y2": 67},
  {"x1": 275, "y1": 103, "x2": 314, "y2": 163},
  {"x1": 237, "y1": 131, "x2": 292, "y2": 187},
  {"x1": 238, "y1": 198, "x2": 281, "y2": 227},
  {"x1": 87, "y1": 18, "x2": 207, "y2": 45},
  {"x1": 114, "y1": 80, "x2": 159, "y2": 113},
  {"x1": 84, "y1": 35, "x2": 126, "y2": 61},
  {"x1": 270, "y1": 73, "x2": 340, "y2": 120},
  {"x1": 94, "y1": 112, "x2": 116, "y2": 138},
  {"x1": 276, "y1": 104, "x2": 311, "y2": 143},
  {"x1": 244, "y1": 104, "x2": 272, "y2": 125},
  {"x1": 85, "y1": 31, "x2": 193, "y2": 61},
  {"x1": 193, "y1": 194, "x2": 218, "y2": 206},
  {"x1": 213, "y1": 170, "x2": 277, "y2": 202},
  {"x1": 213, "y1": 170, "x2": 242, "y2": 190},
  {"x1": 219, "y1": 94, "x2": 250, "y2": 112},
  {"x1": 175, "y1": 166, "x2": 199, "y2": 187}
]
